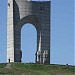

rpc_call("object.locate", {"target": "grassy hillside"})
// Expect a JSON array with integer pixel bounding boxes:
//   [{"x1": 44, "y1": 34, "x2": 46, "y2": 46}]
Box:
[{"x1": 0, "y1": 63, "x2": 75, "y2": 75}]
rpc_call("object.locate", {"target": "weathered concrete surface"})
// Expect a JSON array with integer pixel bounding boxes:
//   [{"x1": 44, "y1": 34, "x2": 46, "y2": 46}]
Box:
[{"x1": 7, "y1": 0, "x2": 50, "y2": 64}]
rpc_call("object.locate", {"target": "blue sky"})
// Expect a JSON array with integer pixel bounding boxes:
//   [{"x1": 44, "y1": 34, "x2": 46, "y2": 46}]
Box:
[{"x1": 0, "y1": 0, "x2": 74, "y2": 66}]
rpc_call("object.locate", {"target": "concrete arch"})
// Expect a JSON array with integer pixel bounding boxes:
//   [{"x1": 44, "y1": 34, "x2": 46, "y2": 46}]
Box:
[
  {"x1": 14, "y1": 15, "x2": 41, "y2": 62},
  {"x1": 7, "y1": 0, "x2": 50, "y2": 64},
  {"x1": 15, "y1": 15, "x2": 41, "y2": 31}
]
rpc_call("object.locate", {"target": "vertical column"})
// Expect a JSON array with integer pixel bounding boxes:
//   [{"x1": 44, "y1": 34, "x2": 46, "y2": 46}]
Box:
[
  {"x1": 36, "y1": 1, "x2": 50, "y2": 64},
  {"x1": 14, "y1": 27, "x2": 22, "y2": 62},
  {"x1": 41, "y1": 23, "x2": 50, "y2": 64},
  {"x1": 7, "y1": 0, "x2": 14, "y2": 62}
]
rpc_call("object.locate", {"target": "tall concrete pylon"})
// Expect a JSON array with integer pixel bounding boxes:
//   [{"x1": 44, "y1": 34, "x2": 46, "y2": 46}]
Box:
[{"x1": 7, "y1": 0, "x2": 50, "y2": 64}]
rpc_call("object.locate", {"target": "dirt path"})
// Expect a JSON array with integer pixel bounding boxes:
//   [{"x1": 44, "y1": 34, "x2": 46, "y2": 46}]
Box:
[{"x1": 5, "y1": 63, "x2": 11, "y2": 69}]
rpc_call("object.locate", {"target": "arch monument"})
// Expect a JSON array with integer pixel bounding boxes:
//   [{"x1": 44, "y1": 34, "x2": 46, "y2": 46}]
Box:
[{"x1": 7, "y1": 0, "x2": 50, "y2": 64}]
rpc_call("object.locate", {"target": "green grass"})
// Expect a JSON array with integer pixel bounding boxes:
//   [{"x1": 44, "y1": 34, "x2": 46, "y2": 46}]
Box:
[{"x1": 0, "y1": 63, "x2": 75, "y2": 75}]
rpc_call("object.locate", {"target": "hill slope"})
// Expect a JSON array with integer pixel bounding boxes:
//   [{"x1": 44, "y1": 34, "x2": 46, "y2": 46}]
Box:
[{"x1": 0, "y1": 63, "x2": 75, "y2": 75}]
